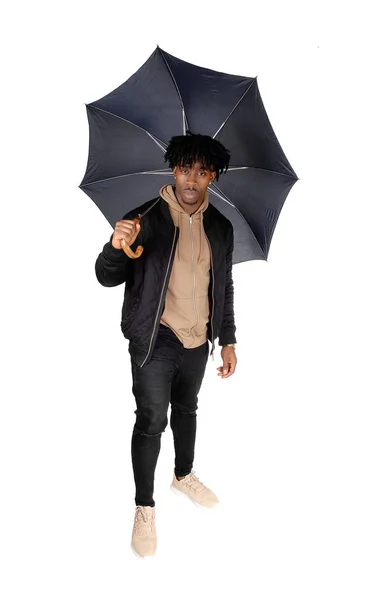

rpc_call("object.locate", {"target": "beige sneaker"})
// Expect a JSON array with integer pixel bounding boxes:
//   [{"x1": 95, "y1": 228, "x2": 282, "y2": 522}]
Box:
[
  {"x1": 131, "y1": 506, "x2": 157, "y2": 558},
  {"x1": 170, "y1": 470, "x2": 219, "y2": 508}
]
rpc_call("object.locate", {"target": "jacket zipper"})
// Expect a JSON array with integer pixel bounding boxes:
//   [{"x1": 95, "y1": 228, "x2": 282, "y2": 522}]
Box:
[
  {"x1": 204, "y1": 231, "x2": 215, "y2": 361},
  {"x1": 189, "y1": 216, "x2": 199, "y2": 331},
  {"x1": 140, "y1": 227, "x2": 178, "y2": 368}
]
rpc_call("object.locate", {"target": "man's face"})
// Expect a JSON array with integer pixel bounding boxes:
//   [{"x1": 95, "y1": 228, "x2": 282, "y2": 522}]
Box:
[{"x1": 173, "y1": 160, "x2": 215, "y2": 210}]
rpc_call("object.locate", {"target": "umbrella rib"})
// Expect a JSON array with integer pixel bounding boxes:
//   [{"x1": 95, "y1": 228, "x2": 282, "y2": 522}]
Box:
[
  {"x1": 158, "y1": 48, "x2": 188, "y2": 135},
  {"x1": 208, "y1": 185, "x2": 236, "y2": 208},
  {"x1": 227, "y1": 166, "x2": 249, "y2": 171},
  {"x1": 79, "y1": 169, "x2": 173, "y2": 188},
  {"x1": 87, "y1": 105, "x2": 167, "y2": 152},
  {"x1": 212, "y1": 79, "x2": 256, "y2": 139},
  {"x1": 210, "y1": 182, "x2": 264, "y2": 254},
  {"x1": 228, "y1": 165, "x2": 297, "y2": 179}
]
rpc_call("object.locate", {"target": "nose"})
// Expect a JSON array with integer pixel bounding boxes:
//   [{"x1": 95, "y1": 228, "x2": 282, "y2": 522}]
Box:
[{"x1": 186, "y1": 171, "x2": 197, "y2": 186}]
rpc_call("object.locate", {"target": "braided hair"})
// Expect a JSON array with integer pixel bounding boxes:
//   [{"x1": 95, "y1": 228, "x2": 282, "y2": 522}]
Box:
[{"x1": 164, "y1": 131, "x2": 230, "y2": 181}]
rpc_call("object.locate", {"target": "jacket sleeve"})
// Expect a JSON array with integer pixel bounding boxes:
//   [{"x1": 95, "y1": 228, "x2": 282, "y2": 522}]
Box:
[
  {"x1": 218, "y1": 224, "x2": 237, "y2": 346},
  {"x1": 95, "y1": 213, "x2": 134, "y2": 287}
]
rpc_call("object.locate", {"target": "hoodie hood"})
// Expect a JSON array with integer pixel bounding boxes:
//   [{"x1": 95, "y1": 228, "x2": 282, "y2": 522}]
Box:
[{"x1": 159, "y1": 184, "x2": 209, "y2": 217}]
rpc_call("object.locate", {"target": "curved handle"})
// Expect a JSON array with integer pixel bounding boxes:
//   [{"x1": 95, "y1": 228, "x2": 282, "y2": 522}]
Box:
[{"x1": 120, "y1": 217, "x2": 144, "y2": 259}]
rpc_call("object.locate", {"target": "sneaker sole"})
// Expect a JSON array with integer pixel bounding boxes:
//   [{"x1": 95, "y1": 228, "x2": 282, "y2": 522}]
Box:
[
  {"x1": 130, "y1": 541, "x2": 156, "y2": 559},
  {"x1": 170, "y1": 484, "x2": 218, "y2": 509}
]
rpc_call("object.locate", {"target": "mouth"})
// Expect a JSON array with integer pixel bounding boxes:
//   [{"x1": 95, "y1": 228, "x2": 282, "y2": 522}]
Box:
[{"x1": 183, "y1": 189, "x2": 198, "y2": 198}]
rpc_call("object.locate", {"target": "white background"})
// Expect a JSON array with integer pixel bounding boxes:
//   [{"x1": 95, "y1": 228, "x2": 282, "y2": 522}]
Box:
[{"x1": 1, "y1": 1, "x2": 377, "y2": 598}]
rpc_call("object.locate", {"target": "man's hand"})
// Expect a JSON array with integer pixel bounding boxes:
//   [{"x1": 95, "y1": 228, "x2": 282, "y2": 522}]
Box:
[
  {"x1": 217, "y1": 347, "x2": 237, "y2": 379},
  {"x1": 111, "y1": 219, "x2": 141, "y2": 250}
]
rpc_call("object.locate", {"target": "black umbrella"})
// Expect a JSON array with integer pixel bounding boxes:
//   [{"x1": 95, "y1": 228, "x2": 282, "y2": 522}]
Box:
[{"x1": 79, "y1": 46, "x2": 298, "y2": 263}]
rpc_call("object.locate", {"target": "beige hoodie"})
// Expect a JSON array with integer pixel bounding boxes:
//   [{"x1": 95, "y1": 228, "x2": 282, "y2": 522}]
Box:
[{"x1": 159, "y1": 184, "x2": 211, "y2": 349}]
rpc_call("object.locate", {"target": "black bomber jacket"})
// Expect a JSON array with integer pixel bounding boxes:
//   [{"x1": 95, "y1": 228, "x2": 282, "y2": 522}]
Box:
[{"x1": 95, "y1": 195, "x2": 237, "y2": 367}]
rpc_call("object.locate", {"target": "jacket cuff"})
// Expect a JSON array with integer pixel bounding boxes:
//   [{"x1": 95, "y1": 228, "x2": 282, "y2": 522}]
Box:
[
  {"x1": 218, "y1": 335, "x2": 237, "y2": 346},
  {"x1": 101, "y1": 239, "x2": 127, "y2": 262}
]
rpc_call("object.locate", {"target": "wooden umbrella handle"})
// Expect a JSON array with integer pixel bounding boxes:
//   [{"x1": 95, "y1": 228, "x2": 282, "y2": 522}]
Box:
[{"x1": 120, "y1": 217, "x2": 144, "y2": 259}]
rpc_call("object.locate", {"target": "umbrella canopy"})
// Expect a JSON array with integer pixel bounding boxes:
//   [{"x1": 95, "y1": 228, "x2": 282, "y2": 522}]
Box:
[{"x1": 79, "y1": 46, "x2": 298, "y2": 263}]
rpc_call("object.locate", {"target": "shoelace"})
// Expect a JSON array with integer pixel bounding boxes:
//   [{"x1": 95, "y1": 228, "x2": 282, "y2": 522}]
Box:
[
  {"x1": 134, "y1": 506, "x2": 153, "y2": 534},
  {"x1": 183, "y1": 471, "x2": 206, "y2": 492}
]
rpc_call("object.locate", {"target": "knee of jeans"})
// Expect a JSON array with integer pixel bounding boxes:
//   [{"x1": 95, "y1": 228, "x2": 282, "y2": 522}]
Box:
[
  {"x1": 171, "y1": 405, "x2": 197, "y2": 416},
  {"x1": 134, "y1": 414, "x2": 168, "y2": 436}
]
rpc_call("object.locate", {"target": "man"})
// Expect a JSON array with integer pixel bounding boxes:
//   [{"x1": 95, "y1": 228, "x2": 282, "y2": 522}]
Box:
[{"x1": 95, "y1": 132, "x2": 237, "y2": 559}]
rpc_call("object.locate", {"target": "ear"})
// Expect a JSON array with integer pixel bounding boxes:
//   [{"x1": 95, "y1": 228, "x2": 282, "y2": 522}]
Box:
[{"x1": 173, "y1": 166, "x2": 178, "y2": 178}]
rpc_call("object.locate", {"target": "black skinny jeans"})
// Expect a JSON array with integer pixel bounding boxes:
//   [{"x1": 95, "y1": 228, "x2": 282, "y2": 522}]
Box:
[{"x1": 130, "y1": 324, "x2": 209, "y2": 507}]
